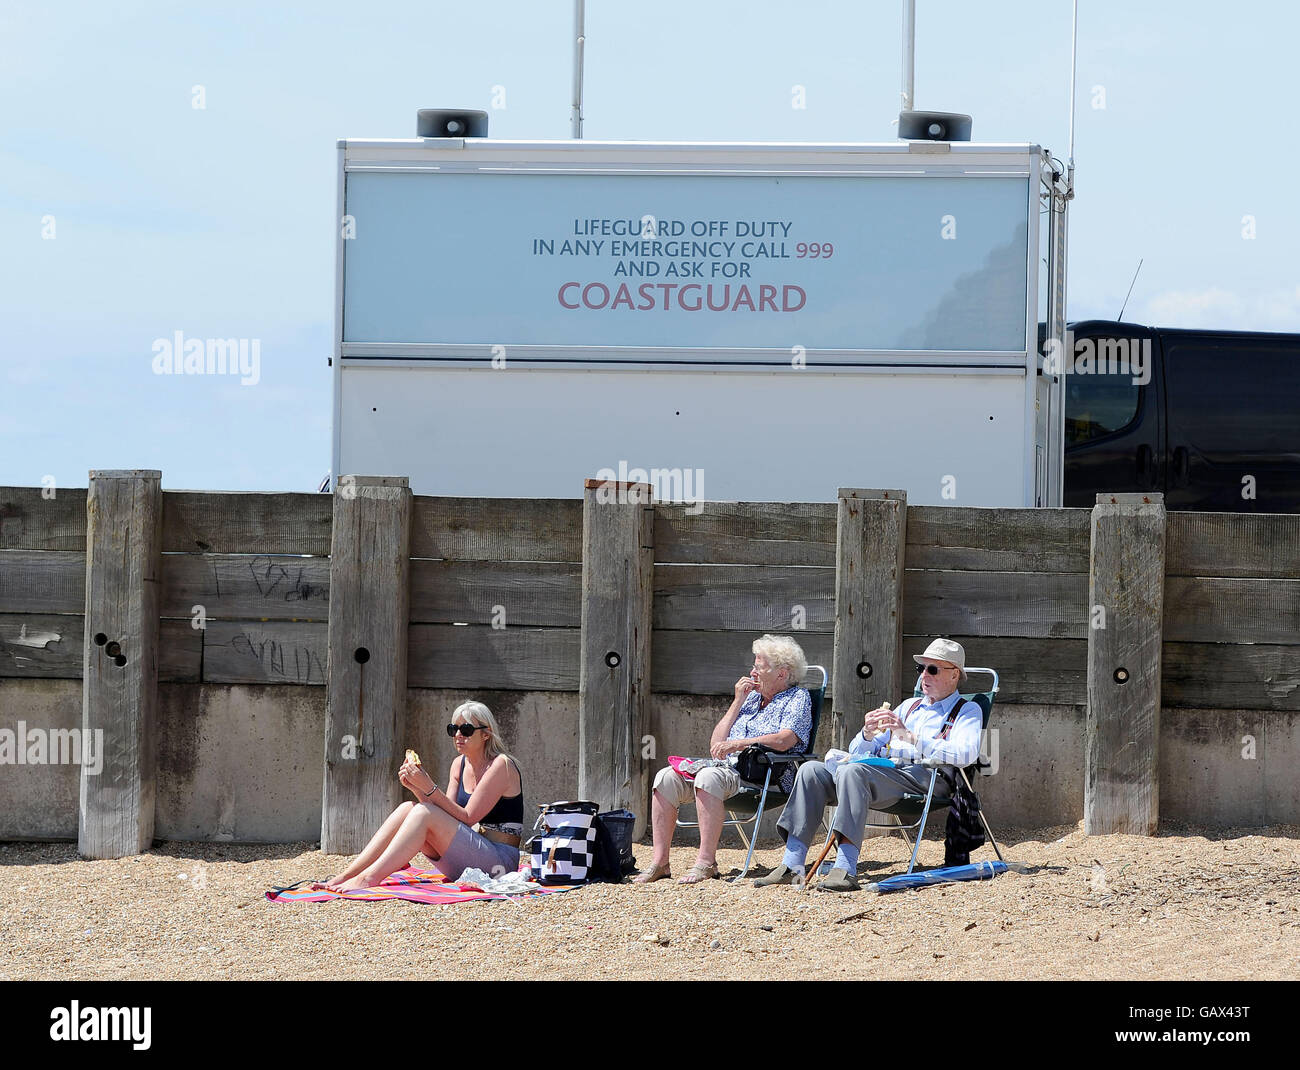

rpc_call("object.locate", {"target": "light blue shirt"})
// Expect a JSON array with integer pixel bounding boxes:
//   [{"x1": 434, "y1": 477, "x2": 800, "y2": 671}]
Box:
[{"x1": 847, "y1": 689, "x2": 982, "y2": 768}]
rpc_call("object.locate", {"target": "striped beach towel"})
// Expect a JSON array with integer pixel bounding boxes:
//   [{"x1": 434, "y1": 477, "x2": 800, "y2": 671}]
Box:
[{"x1": 266, "y1": 866, "x2": 575, "y2": 905}]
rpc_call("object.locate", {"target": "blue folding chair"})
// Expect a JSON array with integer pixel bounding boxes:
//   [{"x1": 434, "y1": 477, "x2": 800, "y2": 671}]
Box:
[
  {"x1": 818, "y1": 667, "x2": 1005, "y2": 878},
  {"x1": 676, "y1": 665, "x2": 827, "y2": 882}
]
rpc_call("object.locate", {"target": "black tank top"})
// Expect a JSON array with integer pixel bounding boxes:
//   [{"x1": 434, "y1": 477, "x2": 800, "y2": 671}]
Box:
[{"x1": 453, "y1": 756, "x2": 524, "y2": 830}]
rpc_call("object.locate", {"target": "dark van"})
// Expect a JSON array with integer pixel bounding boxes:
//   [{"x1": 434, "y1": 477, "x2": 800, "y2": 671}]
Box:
[{"x1": 1062, "y1": 320, "x2": 1300, "y2": 511}]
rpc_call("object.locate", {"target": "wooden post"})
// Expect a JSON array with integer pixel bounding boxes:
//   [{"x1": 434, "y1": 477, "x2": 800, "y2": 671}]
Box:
[
  {"x1": 578, "y1": 478, "x2": 654, "y2": 838},
  {"x1": 832, "y1": 489, "x2": 908, "y2": 750},
  {"x1": 80, "y1": 470, "x2": 163, "y2": 858},
  {"x1": 1086, "y1": 492, "x2": 1166, "y2": 835},
  {"x1": 322, "y1": 476, "x2": 412, "y2": 854}
]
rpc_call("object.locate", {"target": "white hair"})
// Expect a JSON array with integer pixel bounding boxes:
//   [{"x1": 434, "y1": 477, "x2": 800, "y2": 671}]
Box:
[
  {"x1": 451, "y1": 700, "x2": 510, "y2": 762},
  {"x1": 752, "y1": 634, "x2": 808, "y2": 688}
]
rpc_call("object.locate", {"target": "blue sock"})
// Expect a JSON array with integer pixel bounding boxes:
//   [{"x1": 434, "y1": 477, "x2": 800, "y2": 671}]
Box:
[
  {"x1": 782, "y1": 836, "x2": 807, "y2": 874},
  {"x1": 835, "y1": 841, "x2": 860, "y2": 874}
]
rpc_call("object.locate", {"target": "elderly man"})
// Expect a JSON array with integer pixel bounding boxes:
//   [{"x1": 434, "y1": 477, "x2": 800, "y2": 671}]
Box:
[{"x1": 756, "y1": 638, "x2": 982, "y2": 892}]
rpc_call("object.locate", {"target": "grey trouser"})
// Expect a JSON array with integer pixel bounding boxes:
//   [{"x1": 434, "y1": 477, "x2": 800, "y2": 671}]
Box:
[{"x1": 775, "y1": 759, "x2": 952, "y2": 852}]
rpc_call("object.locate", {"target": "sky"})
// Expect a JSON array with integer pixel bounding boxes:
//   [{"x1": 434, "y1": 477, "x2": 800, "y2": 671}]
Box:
[{"x1": 3, "y1": 0, "x2": 1297, "y2": 492}]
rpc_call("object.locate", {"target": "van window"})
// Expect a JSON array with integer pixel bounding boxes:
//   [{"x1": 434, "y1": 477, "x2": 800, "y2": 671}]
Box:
[
  {"x1": 1064, "y1": 372, "x2": 1141, "y2": 448},
  {"x1": 1165, "y1": 342, "x2": 1300, "y2": 453}
]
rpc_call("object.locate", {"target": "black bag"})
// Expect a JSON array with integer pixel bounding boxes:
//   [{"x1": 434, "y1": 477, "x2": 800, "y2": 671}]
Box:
[
  {"x1": 591, "y1": 809, "x2": 638, "y2": 882},
  {"x1": 734, "y1": 745, "x2": 775, "y2": 784}
]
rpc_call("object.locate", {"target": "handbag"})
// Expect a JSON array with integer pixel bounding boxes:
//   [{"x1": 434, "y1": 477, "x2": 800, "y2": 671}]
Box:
[
  {"x1": 525, "y1": 801, "x2": 599, "y2": 885},
  {"x1": 734, "y1": 744, "x2": 777, "y2": 784},
  {"x1": 591, "y1": 808, "x2": 638, "y2": 882}
]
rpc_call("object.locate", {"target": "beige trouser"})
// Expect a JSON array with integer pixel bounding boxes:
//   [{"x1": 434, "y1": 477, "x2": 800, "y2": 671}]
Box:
[{"x1": 653, "y1": 765, "x2": 742, "y2": 807}]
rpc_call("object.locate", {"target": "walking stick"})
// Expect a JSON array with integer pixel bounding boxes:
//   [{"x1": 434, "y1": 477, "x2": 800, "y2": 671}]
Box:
[{"x1": 804, "y1": 703, "x2": 891, "y2": 889}]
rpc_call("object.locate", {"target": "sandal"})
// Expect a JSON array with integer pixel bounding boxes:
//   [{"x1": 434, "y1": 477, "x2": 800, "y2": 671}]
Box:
[
  {"x1": 632, "y1": 863, "x2": 672, "y2": 884},
  {"x1": 678, "y1": 861, "x2": 719, "y2": 884}
]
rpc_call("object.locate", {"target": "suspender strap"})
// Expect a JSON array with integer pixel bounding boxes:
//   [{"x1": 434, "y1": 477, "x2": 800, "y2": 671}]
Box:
[{"x1": 938, "y1": 697, "x2": 968, "y2": 740}]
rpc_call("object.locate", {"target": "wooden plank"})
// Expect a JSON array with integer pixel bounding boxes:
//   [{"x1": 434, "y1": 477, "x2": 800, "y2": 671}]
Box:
[
  {"x1": 158, "y1": 618, "x2": 202, "y2": 683},
  {"x1": 0, "y1": 487, "x2": 87, "y2": 550},
  {"x1": 1086, "y1": 493, "x2": 1166, "y2": 835},
  {"x1": 0, "y1": 551, "x2": 85, "y2": 614},
  {"x1": 159, "y1": 554, "x2": 331, "y2": 622},
  {"x1": 80, "y1": 470, "x2": 163, "y2": 859},
  {"x1": 0, "y1": 613, "x2": 84, "y2": 678},
  {"x1": 903, "y1": 635, "x2": 1088, "y2": 706},
  {"x1": 905, "y1": 506, "x2": 1091, "y2": 572},
  {"x1": 161, "y1": 491, "x2": 333, "y2": 555},
  {"x1": 202, "y1": 620, "x2": 329, "y2": 685},
  {"x1": 407, "y1": 624, "x2": 580, "y2": 690},
  {"x1": 408, "y1": 560, "x2": 581, "y2": 626},
  {"x1": 653, "y1": 565, "x2": 835, "y2": 632},
  {"x1": 323, "y1": 476, "x2": 412, "y2": 853},
  {"x1": 833, "y1": 489, "x2": 907, "y2": 750},
  {"x1": 1162, "y1": 577, "x2": 1300, "y2": 644},
  {"x1": 1163, "y1": 642, "x2": 1300, "y2": 712},
  {"x1": 578, "y1": 480, "x2": 654, "y2": 832},
  {"x1": 410, "y1": 497, "x2": 582, "y2": 561},
  {"x1": 652, "y1": 630, "x2": 835, "y2": 696},
  {"x1": 653, "y1": 502, "x2": 836, "y2": 565},
  {"x1": 1167, "y1": 512, "x2": 1300, "y2": 578},
  {"x1": 650, "y1": 632, "x2": 1088, "y2": 706},
  {"x1": 903, "y1": 569, "x2": 1089, "y2": 639}
]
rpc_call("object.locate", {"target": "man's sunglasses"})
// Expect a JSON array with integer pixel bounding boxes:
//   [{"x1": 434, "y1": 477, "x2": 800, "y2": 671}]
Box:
[
  {"x1": 915, "y1": 662, "x2": 951, "y2": 676},
  {"x1": 446, "y1": 723, "x2": 487, "y2": 737}
]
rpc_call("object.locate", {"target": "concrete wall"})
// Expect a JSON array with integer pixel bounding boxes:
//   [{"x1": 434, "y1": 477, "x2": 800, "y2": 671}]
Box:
[
  {"x1": 0, "y1": 679, "x2": 81, "y2": 840},
  {"x1": 2, "y1": 681, "x2": 1298, "y2": 845},
  {"x1": 1161, "y1": 707, "x2": 1300, "y2": 825}
]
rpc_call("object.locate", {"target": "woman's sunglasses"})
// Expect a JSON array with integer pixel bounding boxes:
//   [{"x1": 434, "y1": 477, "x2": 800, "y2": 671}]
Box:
[
  {"x1": 446, "y1": 723, "x2": 487, "y2": 738},
  {"x1": 916, "y1": 662, "x2": 950, "y2": 676}
]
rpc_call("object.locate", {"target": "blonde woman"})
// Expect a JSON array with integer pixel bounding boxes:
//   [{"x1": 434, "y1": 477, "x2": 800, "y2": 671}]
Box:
[{"x1": 320, "y1": 701, "x2": 524, "y2": 891}]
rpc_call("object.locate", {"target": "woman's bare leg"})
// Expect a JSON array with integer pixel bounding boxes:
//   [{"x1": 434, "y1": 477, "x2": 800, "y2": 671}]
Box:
[
  {"x1": 334, "y1": 804, "x2": 459, "y2": 891},
  {"x1": 322, "y1": 801, "x2": 416, "y2": 888},
  {"x1": 693, "y1": 786, "x2": 725, "y2": 869}
]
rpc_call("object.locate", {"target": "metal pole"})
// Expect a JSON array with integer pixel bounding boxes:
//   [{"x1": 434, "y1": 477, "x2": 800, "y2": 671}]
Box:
[
  {"x1": 901, "y1": 0, "x2": 916, "y2": 112},
  {"x1": 1067, "y1": 0, "x2": 1078, "y2": 175},
  {"x1": 571, "y1": 0, "x2": 585, "y2": 138}
]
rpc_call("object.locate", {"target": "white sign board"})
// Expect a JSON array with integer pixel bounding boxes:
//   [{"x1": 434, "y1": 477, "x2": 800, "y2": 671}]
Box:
[{"x1": 343, "y1": 171, "x2": 1029, "y2": 355}]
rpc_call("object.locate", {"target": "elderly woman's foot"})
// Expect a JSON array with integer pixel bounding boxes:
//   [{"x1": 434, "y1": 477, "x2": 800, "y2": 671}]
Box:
[
  {"x1": 632, "y1": 862, "x2": 672, "y2": 884},
  {"x1": 678, "y1": 861, "x2": 719, "y2": 884}
]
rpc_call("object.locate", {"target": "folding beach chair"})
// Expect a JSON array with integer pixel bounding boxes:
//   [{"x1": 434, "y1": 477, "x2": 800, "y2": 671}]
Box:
[
  {"x1": 676, "y1": 665, "x2": 827, "y2": 882},
  {"x1": 818, "y1": 667, "x2": 1005, "y2": 878}
]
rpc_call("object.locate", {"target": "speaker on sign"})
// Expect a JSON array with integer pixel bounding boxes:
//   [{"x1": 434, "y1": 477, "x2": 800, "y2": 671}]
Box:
[
  {"x1": 416, "y1": 109, "x2": 489, "y2": 138},
  {"x1": 897, "y1": 110, "x2": 972, "y2": 142}
]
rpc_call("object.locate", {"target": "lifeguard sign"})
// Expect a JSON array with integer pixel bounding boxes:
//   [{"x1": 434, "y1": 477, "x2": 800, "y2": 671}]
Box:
[{"x1": 332, "y1": 124, "x2": 1068, "y2": 505}]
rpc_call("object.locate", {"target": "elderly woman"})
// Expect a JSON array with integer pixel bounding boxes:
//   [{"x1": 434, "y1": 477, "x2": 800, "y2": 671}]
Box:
[
  {"x1": 634, "y1": 634, "x2": 812, "y2": 884},
  {"x1": 319, "y1": 701, "x2": 523, "y2": 892}
]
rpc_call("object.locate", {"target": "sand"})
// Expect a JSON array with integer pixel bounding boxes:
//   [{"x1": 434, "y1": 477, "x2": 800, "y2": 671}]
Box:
[{"x1": 3, "y1": 822, "x2": 1297, "y2": 981}]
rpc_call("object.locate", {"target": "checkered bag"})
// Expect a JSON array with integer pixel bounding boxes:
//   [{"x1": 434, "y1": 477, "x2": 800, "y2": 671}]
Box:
[{"x1": 526, "y1": 801, "x2": 599, "y2": 885}]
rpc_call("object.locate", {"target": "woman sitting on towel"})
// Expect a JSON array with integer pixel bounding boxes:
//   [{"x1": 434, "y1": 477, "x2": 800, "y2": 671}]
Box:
[{"x1": 319, "y1": 701, "x2": 524, "y2": 891}]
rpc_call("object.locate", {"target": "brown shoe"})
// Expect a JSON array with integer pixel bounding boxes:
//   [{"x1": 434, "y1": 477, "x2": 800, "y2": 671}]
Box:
[{"x1": 753, "y1": 863, "x2": 799, "y2": 888}]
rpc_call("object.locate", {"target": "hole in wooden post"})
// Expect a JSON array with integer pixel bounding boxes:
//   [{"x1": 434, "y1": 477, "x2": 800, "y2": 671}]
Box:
[
  {"x1": 1113, "y1": 667, "x2": 1129, "y2": 684},
  {"x1": 113, "y1": 654, "x2": 127, "y2": 667},
  {"x1": 93, "y1": 633, "x2": 108, "y2": 646},
  {"x1": 604, "y1": 651, "x2": 621, "y2": 668},
  {"x1": 856, "y1": 661, "x2": 873, "y2": 679},
  {"x1": 105, "y1": 641, "x2": 122, "y2": 658},
  {"x1": 354, "y1": 647, "x2": 371, "y2": 664}
]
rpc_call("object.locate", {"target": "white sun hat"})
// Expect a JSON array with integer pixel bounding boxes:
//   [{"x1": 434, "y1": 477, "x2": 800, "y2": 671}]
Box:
[{"x1": 912, "y1": 638, "x2": 967, "y2": 681}]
